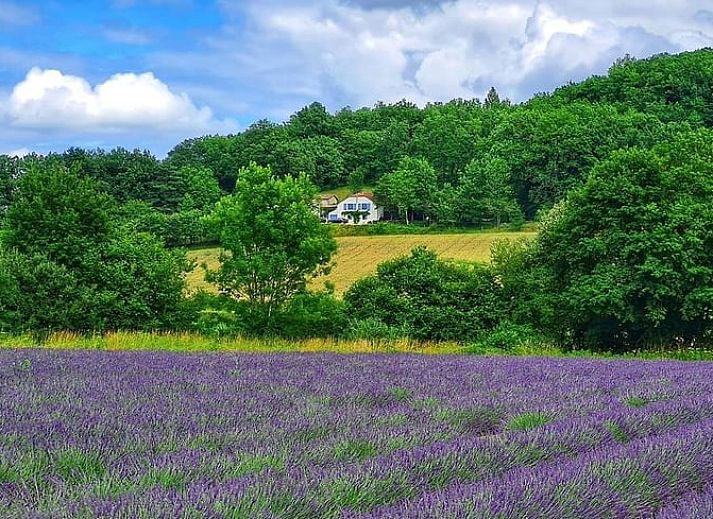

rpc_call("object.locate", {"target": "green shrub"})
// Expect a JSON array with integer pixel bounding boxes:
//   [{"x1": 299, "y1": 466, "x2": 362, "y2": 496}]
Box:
[
  {"x1": 344, "y1": 246, "x2": 506, "y2": 342},
  {"x1": 470, "y1": 322, "x2": 546, "y2": 352}
]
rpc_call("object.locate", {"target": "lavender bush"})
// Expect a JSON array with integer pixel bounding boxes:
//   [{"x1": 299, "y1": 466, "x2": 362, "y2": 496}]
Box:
[{"x1": 0, "y1": 350, "x2": 712, "y2": 518}]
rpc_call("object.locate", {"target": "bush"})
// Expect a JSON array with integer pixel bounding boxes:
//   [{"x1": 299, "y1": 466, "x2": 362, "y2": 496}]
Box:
[
  {"x1": 344, "y1": 246, "x2": 506, "y2": 342},
  {"x1": 278, "y1": 291, "x2": 348, "y2": 339},
  {"x1": 468, "y1": 322, "x2": 546, "y2": 352},
  {"x1": 189, "y1": 290, "x2": 347, "y2": 339}
]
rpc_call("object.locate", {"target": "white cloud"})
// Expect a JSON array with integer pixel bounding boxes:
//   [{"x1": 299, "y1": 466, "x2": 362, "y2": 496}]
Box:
[
  {"x1": 5, "y1": 67, "x2": 233, "y2": 134},
  {"x1": 168, "y1": 0, "x2": 710, "y2": 118}
]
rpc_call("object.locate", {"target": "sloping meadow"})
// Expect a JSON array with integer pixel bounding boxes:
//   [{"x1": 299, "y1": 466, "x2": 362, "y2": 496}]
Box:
[{"x1": 1, "y1": 351, "x2": 712, "y2": 518}]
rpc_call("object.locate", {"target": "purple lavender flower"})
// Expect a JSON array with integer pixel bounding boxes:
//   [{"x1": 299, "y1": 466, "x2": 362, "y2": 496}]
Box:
[{"x1": 1, "y1": 350, "x2": 712, "y2": 518}]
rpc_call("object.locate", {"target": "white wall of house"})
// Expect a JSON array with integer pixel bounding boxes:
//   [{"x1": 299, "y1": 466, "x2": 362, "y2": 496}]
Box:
[{"x1": 327, "y1": 194, "x2": 383, "y2": 224}]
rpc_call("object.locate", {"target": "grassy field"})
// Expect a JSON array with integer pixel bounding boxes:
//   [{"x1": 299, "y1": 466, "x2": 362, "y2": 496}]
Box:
[{"x1": 187, "y1": 231, "x2": 536, "y2": 295}]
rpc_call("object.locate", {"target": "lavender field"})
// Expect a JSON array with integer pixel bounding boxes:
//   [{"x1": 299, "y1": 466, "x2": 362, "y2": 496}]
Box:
[{"x1": 1, "y1": 350, "x2": 713, "y2": 518}]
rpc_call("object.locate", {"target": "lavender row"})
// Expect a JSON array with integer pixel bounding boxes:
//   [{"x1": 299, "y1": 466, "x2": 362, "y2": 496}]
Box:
[
  {"x1": 656, "y1": 484, "x2": 713, "y2": 519},
  {"x1": 357, "y1": 419, "x2": 713, "y2": 518}
]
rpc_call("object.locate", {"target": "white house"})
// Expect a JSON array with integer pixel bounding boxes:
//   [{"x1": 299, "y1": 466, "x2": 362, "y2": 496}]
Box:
[{"x1": 326, "y1": 192, "x2": 383, "y2": 225}]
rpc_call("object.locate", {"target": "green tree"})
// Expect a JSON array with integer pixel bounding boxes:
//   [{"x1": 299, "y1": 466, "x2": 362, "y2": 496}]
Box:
[
  {"x1": 484, "y1": 86, "x2": 503, "y2": 108},
  {"x1": 207, "y1": 163, "x2": 337, "y2": 325},
  {"x1": 532, "y1": 130, "x2": 713, "y2": 349},
  {"x1": 0, "y1": 155, "x2": 20, "y2": 221},
  {"x1": 178, "y1": 165, "x2": 223, "y2": 212},
  {"x1": 433, "y1": 183, "x2": 459, "y2": 226},
  {"x1": 166, "y1": 135, "x2": 240, "y2": 192},
  {"x1": 411, "y1": 101, "x2": 482, "y2": 185},
  {"x1": 482, "y1": 102, "x2": 668, "y2": 217},
  {"x1": 288, "y1": 102, "x2": 336, "y2": 138},
  {"x1": 4, "y1": 162, "x2": 114, "y2": 268},
  {"x1": 62, "y1": 147, "x2": 183, "y2": 210},
  {"x1": 458, "y1": 156, "x2": 522, "y2": 226},
  {"x1": 1, "y1": 164, "x2": 189, "y2": 332},
  {"x1": 272, "y1": 136, "x2": 346, "y2": 188},
  {"x1": 377, "y1": 157, "x2": 437, "y2": 224}
]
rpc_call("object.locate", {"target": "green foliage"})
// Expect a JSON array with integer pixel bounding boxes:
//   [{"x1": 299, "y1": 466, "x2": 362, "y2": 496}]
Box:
[
  {"x1": 507, "y1": 412, "x2": 552, "y2": 431},
  {"x1": 481, "y1": 102, "x2": 669, "y2": 217},
  {"x1": 178, "y1": 165, "x2": 222, "y2": 212},
  {"x1": 531, "y1": 129, "x2": 713, "y2": 349},
  {"x1": 458, "y1": 156, "x2": 523, "y2": 226},
  {"x1": 410, "y1": 100, "x2": 483, "y2": 184},
  {"x1": 0, "y1": 249, "x2": 94, "y2": 332},
  {"x1": 470, "y1": 322, "x2": 546, "y2": 352},
  {"x1": 346, "y1": 318, "x2": 411, "y2": 343},
  {"x1": 118, "y1": 202, "x2": 215, "y2": 247},
  {"x1": 344, "y1": 246, "x2": 505, "y2": 342},
  {"x1": 189, "y1": 289, "x2": 345, "y2": 339},
  {"x1": 377, "y1": 157, "x2": 437, "y2": 224},
  {"x1": 166, "y1": 134, "x2": 241, "y2": 192},
  {"x1": 277, "y1": 291, "x2": 347, "y2": 339},
  {"x1": 624, "y1": 396, "x2": 648, "y2": 408},
  {"x1": 60, "y1": 147, "x2": 184, "y2": 210},
  {"x1": 0, "y1": 155, "x2": 20, "y2": 221},
  {"x1": 0, "y1": 164, "x2": 189, "y2": 333},
  {"x1": 333, "y1": 439, "x2": 379, "y2": 462},
  {"x1": 554, "y1": 50, "x2": 713, "y2": 126},
  {"x1": 603, "y1": 420, "x2": 630, "y2": 443},
  {"x1": 4, "y1": 162, "x2": 114, "y2": 267},
  {"x1": 207, "y1": 163, "x2": 337, "y2": 323},
  {"x1": 272, "y1": 136, "x2": 347, "y2": 188}
]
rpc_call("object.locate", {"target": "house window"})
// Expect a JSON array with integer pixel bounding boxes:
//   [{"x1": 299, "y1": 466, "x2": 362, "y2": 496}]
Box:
[
  {"x1": 329, "y1": 214, "x2": 338, "y2": 220},
  {"x1": 359, "y1": 203, "x2": 371, "y2": 211},
  {"x1": 345, "y1": 203, "x2": 357, "y2": 210}
]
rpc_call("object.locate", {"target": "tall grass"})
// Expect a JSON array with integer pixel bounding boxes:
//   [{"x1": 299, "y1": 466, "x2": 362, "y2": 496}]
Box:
[
  {"x1": 1, "y1": 331, "x2": 711, "y2": 360},
  {"x1": 0, "y1": 331, "x2": 467, "y2": 355}
]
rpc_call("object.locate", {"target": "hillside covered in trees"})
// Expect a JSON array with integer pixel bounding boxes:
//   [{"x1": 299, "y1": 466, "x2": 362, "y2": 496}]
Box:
[
  {"x1": 1, "y1": 49, "x2": 713, "y2": 351},
  {"x1": 2, "y1": 49, "x2": 712, "y2": 238}
]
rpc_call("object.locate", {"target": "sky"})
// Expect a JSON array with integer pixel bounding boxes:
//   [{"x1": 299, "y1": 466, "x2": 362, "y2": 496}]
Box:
[{"x1": 1, "y1": 0, "x2": 712, "y2": 157}]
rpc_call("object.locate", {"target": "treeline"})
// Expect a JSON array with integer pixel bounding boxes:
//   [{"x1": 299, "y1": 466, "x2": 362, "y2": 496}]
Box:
[{"x1": 3, "y1": 50, "x2": 712, "y2": 233}]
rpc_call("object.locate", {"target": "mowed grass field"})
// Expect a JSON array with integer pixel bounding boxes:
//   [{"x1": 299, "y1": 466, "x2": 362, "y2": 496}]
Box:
[{"x1": 187, "y1": 231, "x2": 536, "y2": 295}]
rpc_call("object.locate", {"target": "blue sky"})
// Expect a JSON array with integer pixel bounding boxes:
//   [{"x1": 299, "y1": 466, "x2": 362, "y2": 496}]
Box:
[{"x1": 1, "y1": 0, "x2": 711, "y2": 156}]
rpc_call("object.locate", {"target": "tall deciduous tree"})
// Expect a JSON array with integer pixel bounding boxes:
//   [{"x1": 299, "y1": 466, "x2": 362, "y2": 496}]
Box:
[
  {"x1": 178, "y1": 165, "x2": 223, "y2": 212},
  {"x1": 207, "y1": 163, "x2": 336, "y2": 322},
  {"x1": 377, "y1": 157, "x2": 437, "y2": 224},
  {"x1": 458, "y1": 156, "x2": 522, "y2": 227},
  {"x1": 1, "y1": 163, "x2": 189, "y2": 332},
  {"x1": 4, "y1": 162, "x2": 114, "y2": 268},
  {"x1": 0, "y1": 155, "x2": 20, "y2": 220},
  {"x1": 533, "y1": 130, "x2": 713, "y2": 349}
]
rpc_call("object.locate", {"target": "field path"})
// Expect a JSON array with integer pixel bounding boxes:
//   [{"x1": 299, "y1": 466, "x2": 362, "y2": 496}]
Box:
[{"x1": 188, "y1": 231, "x2": 535, "y2": 296}]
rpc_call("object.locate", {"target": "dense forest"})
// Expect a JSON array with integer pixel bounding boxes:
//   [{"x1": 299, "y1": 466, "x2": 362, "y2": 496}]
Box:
[{"x1": 1, "y1": 49, "x2": 712, "y2": 351}]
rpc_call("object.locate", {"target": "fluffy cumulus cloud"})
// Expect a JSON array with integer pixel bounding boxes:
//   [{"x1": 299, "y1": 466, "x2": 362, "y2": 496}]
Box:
[
  {"x1": 193, "y1": 0, "x2": 713, "y2": 113},
  {"x1": 5, "y1": 67, "x2": 228, "y2": 133}
]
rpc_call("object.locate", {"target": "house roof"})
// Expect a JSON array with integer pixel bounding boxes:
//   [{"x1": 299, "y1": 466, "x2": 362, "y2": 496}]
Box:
[
  {"x1": 351, "y1": 191, "x2": 376, "y2": 202},
  {"x1": 319, "y1": 194, "x2": 338, "y2": 200}
]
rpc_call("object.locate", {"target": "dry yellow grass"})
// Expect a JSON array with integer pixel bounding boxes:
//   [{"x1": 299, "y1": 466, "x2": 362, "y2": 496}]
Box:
[
  {"x1": 187, "y1": 231, "x2": 535, "y2": 296},
  {"x1": 1, "y1": 331, "x2": 466, "y2": 355}
]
